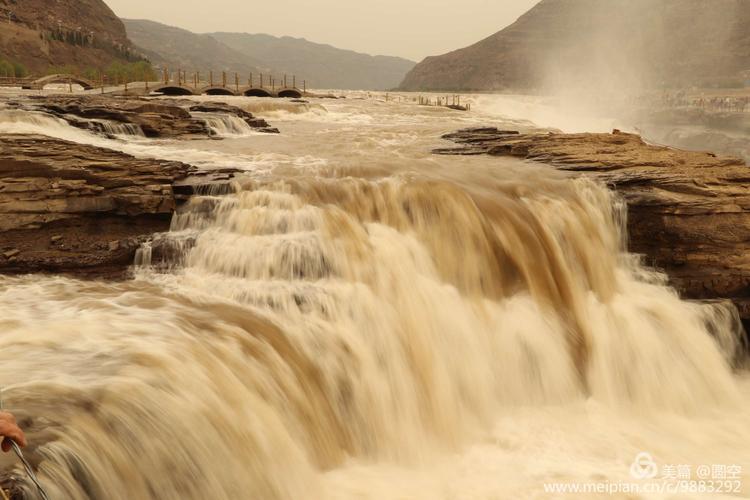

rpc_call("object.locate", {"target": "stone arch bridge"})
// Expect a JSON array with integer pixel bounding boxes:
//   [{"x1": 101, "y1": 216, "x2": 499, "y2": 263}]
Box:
[
  {"x1": 151, "y1": 84, "x2": 303, "y2": 99},
  {"x1": 22, "y1": 74, "x2": 97, "y2": 90},
  {"x1": 16, "y1": 72, "x2": 306, "y2": 98},
  {"x1": 151, "y1": 71, "x2": 305, "y2": 98}
]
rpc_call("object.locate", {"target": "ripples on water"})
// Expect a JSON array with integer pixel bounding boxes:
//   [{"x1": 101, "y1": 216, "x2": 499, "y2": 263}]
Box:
[{"x1": 0, "y1": 94, "x2": 748, "y2": 499}]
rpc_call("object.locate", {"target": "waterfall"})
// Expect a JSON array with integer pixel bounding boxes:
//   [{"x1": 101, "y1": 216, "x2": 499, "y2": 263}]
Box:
[
  {"x1": 90, "y1": 120, "x2": 145, "y2": 137},
  {"x1": 191, "y1": 112, "x2": 256, "y2": 137},
  {"x1": 1, "y1": 172, "x2": 742, "y2": 499},
  {"x1": 0, "y1": 93, "x2": 747, "y2": 500}
]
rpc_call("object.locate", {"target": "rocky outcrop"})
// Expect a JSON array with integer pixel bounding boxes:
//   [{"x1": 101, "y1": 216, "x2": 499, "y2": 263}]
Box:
[
  {"x1": 10, "y1": 96, "x2": 279, "y2": 137},
  {"x1": 436, "y1": 127, "x2": 750, "y2": 321},
  {"x1": 0, "y1": 134, "x2": 194, "y2": 278},
  {"x1": 400, "y1": 0, "x2": 750, "y2": 91}
]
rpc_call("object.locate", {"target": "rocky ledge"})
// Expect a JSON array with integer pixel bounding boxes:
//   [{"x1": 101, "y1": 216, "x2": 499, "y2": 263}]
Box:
[
  {"x1": 6, "y1": 95, "x2": 280, "y2": 137},
  {"x1": 0, "y1": 134, "x2": 228, "y2": 278},
  {"x1": 436, "y1": 127, "x2": 750, "y2": 324}
]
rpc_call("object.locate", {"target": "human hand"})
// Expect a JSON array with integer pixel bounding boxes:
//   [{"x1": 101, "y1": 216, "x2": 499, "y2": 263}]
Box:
[{"x1": 0, "y1": 411, "x2": 26, "y2": 452}]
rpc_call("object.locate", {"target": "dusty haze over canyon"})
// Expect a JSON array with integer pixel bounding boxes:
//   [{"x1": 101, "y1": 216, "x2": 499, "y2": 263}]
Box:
[{"x1": 103, "y1": 0, "x2": 540, "y2": 61}]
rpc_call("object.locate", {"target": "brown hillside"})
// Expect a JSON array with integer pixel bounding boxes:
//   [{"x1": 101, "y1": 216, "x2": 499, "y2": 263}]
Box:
[
  {"x1": 0, "y1": 0, "x2": 139, "y2": 74},
  {"x1": 400, "y1": 0, "x2": 750, "y2": 91}
]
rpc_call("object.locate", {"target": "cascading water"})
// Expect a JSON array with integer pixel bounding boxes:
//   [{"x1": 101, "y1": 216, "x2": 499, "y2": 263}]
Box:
[
  {"x1": 0, "y1": 93, "x2": 747, "y2": 500},
  {"x1": 191, "y1": 111, "x2": 257, "y2": 137},
  {"x1": 87, "y1": 120, "x2": 145, "y2": 137}
]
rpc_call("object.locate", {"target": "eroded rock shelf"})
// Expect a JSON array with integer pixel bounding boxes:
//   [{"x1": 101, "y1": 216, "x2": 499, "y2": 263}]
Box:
[
  {"x1": 0, "y1": 134, "x2": 212, "y2": 278},
  {"x1": 436, "y1": 127, "x2": 750, "y2": 322}
]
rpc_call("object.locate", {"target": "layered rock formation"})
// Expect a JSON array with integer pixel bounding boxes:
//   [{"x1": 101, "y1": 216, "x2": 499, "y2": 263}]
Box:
[
  {"x1": 0, "y1": 135, "x2": 192, "y2": 277},
  {"x1": 8, "y1": 96, "x2": 279, "y2": 137},
  {"x1": 0, "y1": 93, "x2": 285, "y2": 277},
  {"x1": 436, "y1": 128, "x2": 750, "y2": 323},
  {"x1": 400, "y1": 0, "x2": 750, "y2": 91}
]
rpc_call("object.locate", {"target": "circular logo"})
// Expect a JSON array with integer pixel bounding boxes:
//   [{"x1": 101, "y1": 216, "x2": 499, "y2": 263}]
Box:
[{"x1": 630, "y1": 452, "x2": 658, "y2": 480}]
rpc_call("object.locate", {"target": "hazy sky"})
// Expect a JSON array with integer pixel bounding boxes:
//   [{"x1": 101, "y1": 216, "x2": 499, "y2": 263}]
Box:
[{"x1": 104, "y1": 0, "x2": 540, "y2": 61}]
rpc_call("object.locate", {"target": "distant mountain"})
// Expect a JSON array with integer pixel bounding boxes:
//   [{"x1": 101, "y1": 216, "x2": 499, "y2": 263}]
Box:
[
  {"x1": 123, "y1": 19, "x2": 265, "y2": 77},
  {"x1": 0, "y1": 0, "x2": 140, "y2": 74},
  {"x1": 400, "y1": 0, "x2": 750, "y2": 91},
  {"x1": 211, "y1": 32, "x2": 416, "y2": 90},
  {"x1": 122, "y1": 19, "x2": 415, "y2": 90}
]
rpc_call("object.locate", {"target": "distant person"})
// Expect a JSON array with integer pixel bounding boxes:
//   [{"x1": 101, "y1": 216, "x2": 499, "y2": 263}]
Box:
[{"x1": 0, "y1": 411, "x2": 26, "y2": 451}]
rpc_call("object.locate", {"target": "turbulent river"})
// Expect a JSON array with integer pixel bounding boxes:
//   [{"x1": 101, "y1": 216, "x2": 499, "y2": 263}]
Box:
[{"x1": 0, "y1": 92, "x2": 748, "y2": 499}]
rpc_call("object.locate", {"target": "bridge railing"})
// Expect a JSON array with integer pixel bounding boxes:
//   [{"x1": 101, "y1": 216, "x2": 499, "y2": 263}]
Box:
[
  {"x1": 0, "y1": 76, "x2": 35, "y2": 87},
  {"x1": 160, "y1": 69, "x2": 306, "y2": 92}
]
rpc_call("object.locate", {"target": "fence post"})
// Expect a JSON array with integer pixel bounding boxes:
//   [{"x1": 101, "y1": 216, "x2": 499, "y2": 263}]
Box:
[
  {"x1": 222, "y1": 71, "x2": 226, "y2": 88},
  {"x1": 293, "y1": 75, "x2": 296, "y2": 88},
  {"x1": 209, "y1": 71, "x2": 213, "y2": 87},
  {"x1": 235, "y1": 73, "x2": 239, "y2": 92}
]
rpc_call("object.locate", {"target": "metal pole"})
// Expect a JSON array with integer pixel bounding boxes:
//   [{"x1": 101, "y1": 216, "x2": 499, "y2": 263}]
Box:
[
  {"x1": 293, "y1": 75, "x2": 296, "y2": 88},
  {"x1": 222, "y1": 71, "x2": 226, "y2": 88},
  {"x1": 235, "y1": 73, "x2": 239, "y2": 92},
  {"x1": 210, "y1": 71, "x2": 213, "y2": 87}
]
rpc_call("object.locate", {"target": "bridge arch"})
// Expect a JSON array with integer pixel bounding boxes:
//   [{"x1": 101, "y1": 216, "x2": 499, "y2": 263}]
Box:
[
  {"x1": 200, "y1": 86, "x2": 237, "y2": 96},
  {"x1": 243, "y1": 88, "x2": 274, "y2": 98},
  {"x1": 29, "y1": 74, "x2": 95, "y2": 90},
  {"x1": 151, "y1": 85, "x2": 195, "y2": 96},
  {"x1": 278, "y1": 88, "x2": 303, "y2": 99}
]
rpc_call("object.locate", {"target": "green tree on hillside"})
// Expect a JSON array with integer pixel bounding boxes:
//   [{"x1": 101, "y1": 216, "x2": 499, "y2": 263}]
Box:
[
  {"x1": 44, "y1": 61, "x2": 157, "y2": 84},
  {"x1": 0, "y1": 58, "x2": 28, "y2": 78}
]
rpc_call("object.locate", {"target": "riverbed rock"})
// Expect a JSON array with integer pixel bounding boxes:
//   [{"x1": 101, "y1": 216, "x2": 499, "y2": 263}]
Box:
[
  {"x1": 0, "y1": 134, "x2": 195, "y2": 277},
  {"x1": 436, "y1": 127, "x2": 750, "y2": 323},
  {"x1": 9, "y1": 95, "x2": 280, "y2": 137}
]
